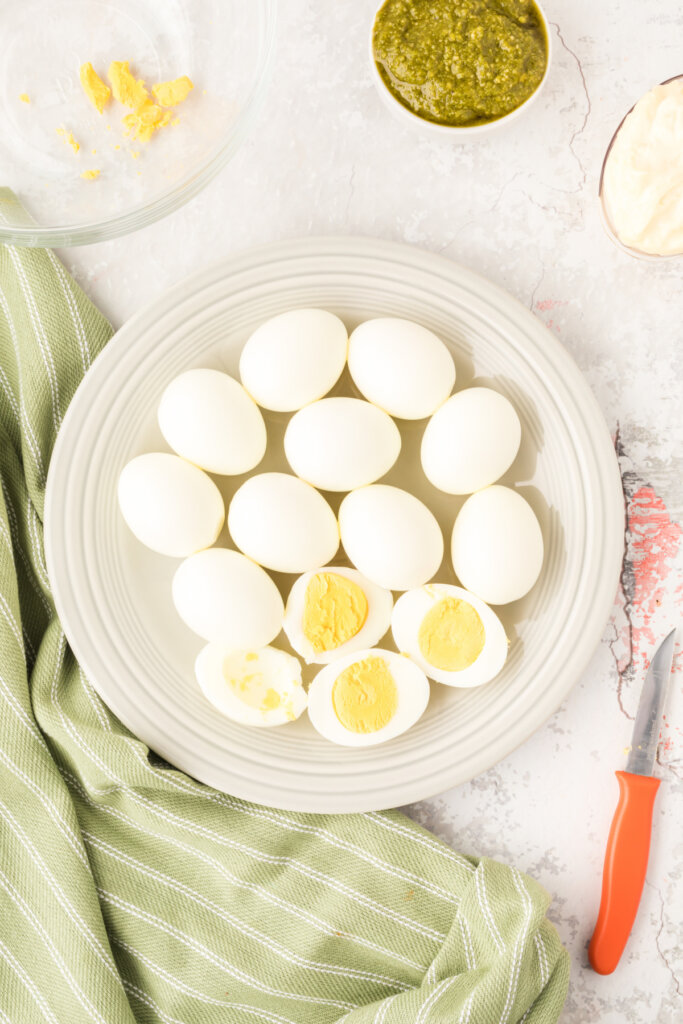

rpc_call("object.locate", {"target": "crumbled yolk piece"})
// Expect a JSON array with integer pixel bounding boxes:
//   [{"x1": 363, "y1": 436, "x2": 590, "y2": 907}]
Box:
[
  {"x1": 332, "y1": 656, "x2": 398, "y2": 734},
  {"x1": 79, "y1": 63, "x2": 111, "y2": 114},
  {"x1": 108, "y1": 61, "x2": 149, "y2": 109},
  {"x1": 57, "y1": 127, "x2": 80, "y2": 153},
  {"x1": 122, "y1": 99, "x2": 173, "y2": 142},
  {"x1": 223, "y1": 660, "x2": 287, "y2": 716},
  {"x1": 302, "y1": 573, "x2": 368, "y2": 653},
  {"x1": 80, "y1": 169, "x2": 100, "y2": 180},
  {"x1": 418, "y1": 597, "x2": 485, "y2": 671},
  {"x1": 261, "y1": 689, "x2": 282, "y2": 712},
  {"x1": 152, "y1": 75, "x2": 194, "y2": 107},
  {"x1": 226, "y1": 669, "x2": 264, "y2": 708},
  {"x1": 19, "y1": 93, "x2": 30, "y2": 104}
]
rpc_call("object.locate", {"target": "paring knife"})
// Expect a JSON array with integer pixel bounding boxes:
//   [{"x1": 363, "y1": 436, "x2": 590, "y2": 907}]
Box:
[{"x1": 588, "y1": 628, "x2": 677, "y2": 975}]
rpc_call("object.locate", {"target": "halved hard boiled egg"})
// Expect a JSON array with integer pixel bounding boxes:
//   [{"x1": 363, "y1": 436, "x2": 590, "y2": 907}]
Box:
[
  {"x1": 195, "y1": 645, "x2": 306, "y2": 727},
  {"x1": 307, "y1": 648, "x2": 429, "y2": 746},
  {"x1": 392, "y1": 584, "x2": 508, "y2": 687},
  {"x1": 284, "y1": 567, "x2": 393, "y2": 664}
]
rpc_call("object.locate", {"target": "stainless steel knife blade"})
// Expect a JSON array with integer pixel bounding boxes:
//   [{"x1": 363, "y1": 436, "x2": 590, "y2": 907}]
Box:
[{"x1": 626, "y1": 629, "x2": 676, "y2": 777}]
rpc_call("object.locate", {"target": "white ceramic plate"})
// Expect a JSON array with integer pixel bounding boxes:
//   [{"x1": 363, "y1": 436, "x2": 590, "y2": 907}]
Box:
[{"x1": 45, "y1": 237, "x2": 624, "y2": 812}]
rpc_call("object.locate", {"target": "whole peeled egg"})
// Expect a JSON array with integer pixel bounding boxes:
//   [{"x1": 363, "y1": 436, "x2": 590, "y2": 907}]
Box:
[
  {"x1": 307, "y1": 648, "x2": 430, "y2": 746},
  {"x1": 228, "y1": 472, "x2": 339, "y2": 573},
  {"x1": 421, "y1": 387, "x2": 522, "y2": 494},
  {"x1": 158, "y1": 368, "x2": 267, "y2": 475},
  {"x1": 172, "y1": 547, "x2": 284, "y2": 648},
  {"x1": 339, "y1": 484, "x2": 443, "y2": 591},
  {"x1": 451, "y1": 485, "x2": 544, "y2": 604},
  {"x1": 284, "y1": 397, "x2": 401, "y2": 491},
  {"x1": 348, "y1": 318, "x2": 455, "y2": 419},
  {"x1": 118, "y1": 452, "x2": 224, "y2": 557},
  {"x1": 239, "y1": 309, "x2": 348, "y2": 412}
]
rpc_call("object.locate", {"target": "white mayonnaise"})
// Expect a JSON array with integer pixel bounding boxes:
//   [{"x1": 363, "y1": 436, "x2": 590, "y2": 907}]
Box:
[{"x1": 602, "y1": 78, "x2": 683, "y2": 256}]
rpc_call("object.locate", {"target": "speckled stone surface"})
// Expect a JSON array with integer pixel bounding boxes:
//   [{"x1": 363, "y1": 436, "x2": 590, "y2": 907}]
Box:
[{"x1": 58, "y1": 2, "x2": 683, "y2": 1019}]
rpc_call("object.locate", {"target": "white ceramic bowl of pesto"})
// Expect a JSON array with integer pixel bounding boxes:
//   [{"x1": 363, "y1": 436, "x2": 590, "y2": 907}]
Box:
[{"x1": 369, "y1": 0, "x2": 552, "y2": 138}]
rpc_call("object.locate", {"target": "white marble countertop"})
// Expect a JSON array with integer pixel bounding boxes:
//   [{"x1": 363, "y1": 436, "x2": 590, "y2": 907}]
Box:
[{"x1": 59, "y1": 1, "x2": 683, "y2": 1020}]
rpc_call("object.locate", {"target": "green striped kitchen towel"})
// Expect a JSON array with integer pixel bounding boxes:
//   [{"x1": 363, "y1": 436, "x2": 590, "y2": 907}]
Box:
[{"x1": 0, "y1": 225, "x2": 570, "y2": 1023}]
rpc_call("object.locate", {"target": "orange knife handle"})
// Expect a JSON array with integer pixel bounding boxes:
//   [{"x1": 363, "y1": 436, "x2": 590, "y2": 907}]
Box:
[{"x1": 588, "y1": 771, "x2": 660, "y2": 975}]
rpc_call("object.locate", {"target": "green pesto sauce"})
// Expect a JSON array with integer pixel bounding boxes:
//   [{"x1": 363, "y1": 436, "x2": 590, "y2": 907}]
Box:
[{"x1": 373, "y1": 0, "x2": 548, "y2": 127}]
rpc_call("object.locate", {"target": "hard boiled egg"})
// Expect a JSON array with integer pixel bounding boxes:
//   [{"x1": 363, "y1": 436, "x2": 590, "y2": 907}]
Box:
[
  {"x1": 118, "y1": 452, "x2": 224, "y2": 557},
  {"x1": 196, "y1": 644, "x2": 306, "y2": 727},
  {"x1": 421, "y1": 387, "x2": 522, "y2": 494},
  {"x1": 172, "y1": 548, "x2": 284, "y2": 648},
  {"x1": 392, "y1": 584, "x2": 508, "y2": 687},
  {"x1": 339, "y1": 485, "x2": 443, "y2": 591},
  {"x1": 307, "y1": 648, "x2": 429, "y2": 746},
  {"x1": 228, "y1": 472, "x2": 339, "y2": 573},
  {"x1": 158, "y1": 368, "x2": 267, "y2": 476},
  {"x1": 348, "y1": 318, "x2": 455, "y2": 419},
  {"x1": 239, "y1": 309, "x2": 348, "y2": 412},
  {"x1": 451, "y1": 485, "x2": 544, "y2": 604},
  {"x1": 284, "y1": 397, "x2": 401, "y2": 492},
  {"x1": 284, "y1": 567, "x2": 393, "y2": 664}
]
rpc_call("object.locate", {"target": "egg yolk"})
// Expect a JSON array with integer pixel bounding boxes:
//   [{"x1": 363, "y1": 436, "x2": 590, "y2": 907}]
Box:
[
  {"x1": 152, "y1": 76, "x2": 194, "y2": 107},
  {"x1": 108, "y1": 61, "x2": 149, "y2": 109},
  {"x1": 79, "y1": 62, "x2": 111, "y2": 113},
  {"x1": 302, "y1": 573, "x2": 368, "y2": 653},
  {"x1": 332, "y1": 656, "x2": 398, "y2": 733},
  {"x1": 418, "y1": 597, "x2": 485, "y2": 671}
]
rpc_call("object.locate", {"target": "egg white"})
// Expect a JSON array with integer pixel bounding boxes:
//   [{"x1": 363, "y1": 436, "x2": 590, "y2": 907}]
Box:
[
  {"x1": 158, "y1": 368, "x2": 267, "y2": 476},
  {"x1": 421, "y1": 387, "x2": 521, "y2": 495},
  {"x1": 307, "y1": 648, "x2": 430, "y2": 747},
  {"x1": 118, "y1": 452, "x2": 224, "y2": 558},
  {"x1": 451, "y1": 486, "x2": 544, "y2": 604},
  {"x1": 228, "y1": 472, "x2": 339, "y2": 574},
  {"x1": 348, "y1": 318, "x2": 455, "y2": 419},
  {"x1": 172, "y1": 548, "x2": 284, "y2": 648},
  {"x1": 195, "y1": 644, "x2": 306, "y2": 727},
  {"x1": 239, "y1": 309, "x2": 348, "y2": 412},
  {"x1": 283, "y1": 567, "x2": 393, "y2": 664},
  {"x1": 284, "y1": 397, "x2": 401, "y2": 492},
  {"x1": 392, "y1": 584, "x2": 508, "y2": 687},
  {"x1": 339, "y1": 484, "x2": 444, "y2": 591}
]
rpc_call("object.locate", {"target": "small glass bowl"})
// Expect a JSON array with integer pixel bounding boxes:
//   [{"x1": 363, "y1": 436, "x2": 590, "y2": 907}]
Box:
[
  {"x1": 599, "y1": 75, "x2": 683, "y2": 261},
  {"x1": 369, "y1": 0, "x2": 552, "y2": 139},
  {"x1": 0, "y1": 0, "x2": 276, "y2": 247}
]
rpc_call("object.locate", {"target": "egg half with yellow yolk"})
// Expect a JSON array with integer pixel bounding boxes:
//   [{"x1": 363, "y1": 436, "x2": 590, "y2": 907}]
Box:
[
  {"x1": 391, "y1": 584, "x2": 508, "y2": 687},
  {"x1": 195, "y1": 645, "x2": 306, "y2": 727},
  {"x1": 307, "y1": 648, "x2": 429, "y2": 746},
  {"x1": 284, "y1": 567, "x2": 393, "y2": 664}
]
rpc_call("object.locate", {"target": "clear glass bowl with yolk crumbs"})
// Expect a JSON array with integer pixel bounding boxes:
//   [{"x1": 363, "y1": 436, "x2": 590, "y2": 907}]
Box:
[{"x1": 0, "y1": 0, "x2": 276, "y2": 246}]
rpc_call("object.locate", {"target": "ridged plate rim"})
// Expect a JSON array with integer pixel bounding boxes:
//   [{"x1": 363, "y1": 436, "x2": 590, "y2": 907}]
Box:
[{"x1": 45, "y1": 236, "x2": 624, "y2": 811}]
